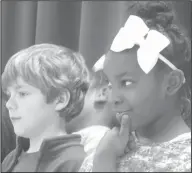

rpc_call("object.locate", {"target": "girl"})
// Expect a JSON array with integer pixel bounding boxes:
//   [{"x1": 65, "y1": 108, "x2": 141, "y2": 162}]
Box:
[{"x1": 80, "y1": 1, "x2": 191, "y2": 172}]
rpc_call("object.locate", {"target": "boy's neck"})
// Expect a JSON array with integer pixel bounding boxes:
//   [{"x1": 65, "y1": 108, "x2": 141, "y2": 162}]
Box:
[
  {"x1": 137, "y1": 108, "x2": 190, "y2": 143},
  {"x1": 27, "y1": 123, "x2": 66, "y2": 153}
]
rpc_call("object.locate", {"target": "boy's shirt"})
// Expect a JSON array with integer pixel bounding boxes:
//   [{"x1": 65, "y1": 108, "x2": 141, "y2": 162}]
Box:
[
  {"x1": 79, "y1": 132, "x2": 191, "y2": 172},
  {"x1": 2, "y1": 134, "x2": 86, "y2": 172},
  {"x1": 12, "y1": 151, "x2": 40, "y2": 172}
]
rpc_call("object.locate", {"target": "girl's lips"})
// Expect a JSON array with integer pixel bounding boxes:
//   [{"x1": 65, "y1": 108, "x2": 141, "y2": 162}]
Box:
[{"x1": 116, "y1": 111, "x2": 130, "y2": 116}]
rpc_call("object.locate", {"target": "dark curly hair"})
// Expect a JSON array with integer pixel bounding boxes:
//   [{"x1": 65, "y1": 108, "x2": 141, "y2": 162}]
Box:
[{"x1": 125, "y1": 1, "x2": 191, "y2": 128}]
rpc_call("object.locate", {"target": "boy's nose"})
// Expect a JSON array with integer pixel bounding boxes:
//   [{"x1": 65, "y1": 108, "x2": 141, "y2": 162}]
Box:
[{"x1": 6, "y1": 97, "x2": 17, "y2": 110}]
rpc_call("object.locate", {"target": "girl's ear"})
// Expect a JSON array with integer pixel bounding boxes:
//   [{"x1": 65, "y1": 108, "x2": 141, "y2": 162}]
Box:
[
  {"x1": 55, "y1": 89, "x2": 70, "y2": 111},
  {"x1": 165, "y1": 70, "x2": 185, "y2": 96}
]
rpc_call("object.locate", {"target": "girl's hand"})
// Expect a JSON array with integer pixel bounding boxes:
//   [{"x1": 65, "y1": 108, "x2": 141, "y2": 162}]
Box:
[{"x1": 95, "y1": 114, "x2": 132, "y2": 157}]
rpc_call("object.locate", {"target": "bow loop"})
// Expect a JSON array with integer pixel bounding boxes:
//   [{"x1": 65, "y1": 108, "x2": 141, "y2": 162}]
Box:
[
  {"x1": 123, "y1": 15, "x2": 150, "y2": 45},
  {"x1": 110, "y1": 15, "x2": 172, "y2": 74},
  {"x1": 93, "y1": 54, "x2": 106, "y2": 72},
  {"x1": 111, "y1": 15, "x2": 150, "y2": 52},
  {"x1": 110, "y1": 28, "x2": 135, "y2": 52},
  {"x1": 137, "y1": 30, "x2": 170, "y2": 73}
]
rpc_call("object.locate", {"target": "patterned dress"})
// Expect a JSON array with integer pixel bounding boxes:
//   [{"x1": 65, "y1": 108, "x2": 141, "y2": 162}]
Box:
[{"x1": 79, "y1": 132, "x2": 191, "y2": 172}]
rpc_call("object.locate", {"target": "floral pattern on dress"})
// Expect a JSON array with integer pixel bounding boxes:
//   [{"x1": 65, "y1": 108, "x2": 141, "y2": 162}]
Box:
[{"x1": 79, "y1": 132, "x2": 191, "y2": 172}]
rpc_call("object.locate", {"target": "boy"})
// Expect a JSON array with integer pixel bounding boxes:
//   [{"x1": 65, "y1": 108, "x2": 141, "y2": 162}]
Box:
[{"x1": 2, "y1": 43, "x2": 90, "y2": 172}]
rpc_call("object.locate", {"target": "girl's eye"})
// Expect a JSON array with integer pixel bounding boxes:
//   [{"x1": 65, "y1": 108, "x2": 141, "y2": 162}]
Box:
[{"x1": 121, "y1": 80, "x2": 133, "y2": 87}]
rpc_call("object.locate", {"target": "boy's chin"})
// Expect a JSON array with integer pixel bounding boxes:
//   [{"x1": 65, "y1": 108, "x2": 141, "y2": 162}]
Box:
[
  {"x1": 14, "y1": 131, "x2": 26, "y2": 138},
  {"x1": 14, "y1": 128, "x2": 31, "y2": 139}
]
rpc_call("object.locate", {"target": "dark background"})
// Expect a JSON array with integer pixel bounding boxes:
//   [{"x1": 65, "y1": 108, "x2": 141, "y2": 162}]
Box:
[{"x1": 1, "y1": 1, "x2": 191, "y2": 72}]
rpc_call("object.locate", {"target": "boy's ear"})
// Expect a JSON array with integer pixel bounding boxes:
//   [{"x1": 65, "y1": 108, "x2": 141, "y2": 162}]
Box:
[
  {"x1": 55, "y1": 89, "x2": 71, "y2": 111},
  {"x1": 165, "y1": 69, "x2": 185, "y2": 96}
]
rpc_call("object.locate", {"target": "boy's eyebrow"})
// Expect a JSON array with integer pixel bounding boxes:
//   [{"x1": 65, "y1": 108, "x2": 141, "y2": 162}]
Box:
[
  {"x1": 6, "y1": 85, "x2": 22, "y2": 93},
  {"x1": 15, "y1": 84, "x2": 31, "y2": 90},
  {"x1": 14, "y1": 84, "x2": 27, "y2": 90},
  {"x1": 5, "y1": 84, "x2": 20, "y2": 90}
]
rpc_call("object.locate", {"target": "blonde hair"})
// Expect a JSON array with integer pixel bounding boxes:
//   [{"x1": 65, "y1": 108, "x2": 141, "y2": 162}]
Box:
[{"x1": 2, "y1": 43, "x2": 90, "y2": 122}]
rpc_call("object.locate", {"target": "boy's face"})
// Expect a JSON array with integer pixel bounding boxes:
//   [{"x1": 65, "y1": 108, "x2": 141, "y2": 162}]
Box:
[{"x1": 5, "y1": 77, "x2": 58, "y2": 138}]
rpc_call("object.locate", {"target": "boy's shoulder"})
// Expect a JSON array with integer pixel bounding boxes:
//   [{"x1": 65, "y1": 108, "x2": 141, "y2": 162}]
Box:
[
  {"x1": 2, "y1": 134, "x2": 86, "y2": 172},
  {"x1": 2, "y1": 148, "x2": 17, "y2": 172},
  {"x1": 58, "y1": 140, "x2": 86, "y2": 162},
  {"x1": 38, "y1": 133, "x2": 86, "y2": 172},
  {"x1": 56, "y1": 144, "x2": 86, "y2": 172}
]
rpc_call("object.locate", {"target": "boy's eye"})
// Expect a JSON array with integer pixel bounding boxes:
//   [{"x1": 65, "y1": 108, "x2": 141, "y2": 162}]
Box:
[{"x1": 18, "y1": 92, "x2": 29, "y2": 97}]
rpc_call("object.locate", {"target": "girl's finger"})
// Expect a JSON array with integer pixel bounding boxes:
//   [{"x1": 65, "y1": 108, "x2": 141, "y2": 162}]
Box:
[{"x1": 119, "y1": 114, "x2": 131, "y2": 138}]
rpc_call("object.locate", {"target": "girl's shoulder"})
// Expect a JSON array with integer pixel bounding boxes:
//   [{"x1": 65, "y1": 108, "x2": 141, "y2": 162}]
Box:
[
  {"x1": 79, "y1": 132, "x2": 191, "y2": 172},
  {"x1": 118, "y1": 132, "x2": 191, "y2": 172}
]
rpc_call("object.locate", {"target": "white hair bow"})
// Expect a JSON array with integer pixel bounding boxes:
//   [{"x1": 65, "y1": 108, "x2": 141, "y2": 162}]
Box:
[
  {"x1": 92, "y1": 54, "x2": 106, "y2": 72},
  {"x1": 93, "y1": 15, "x2": 185, "y2": 83},
  {"x1": 110, "y1": 15, "x2": 178, "y2": 74}
]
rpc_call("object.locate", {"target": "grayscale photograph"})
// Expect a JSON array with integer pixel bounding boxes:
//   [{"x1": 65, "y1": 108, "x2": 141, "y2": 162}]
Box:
[{"x1": 1, "y1": 0, "x2": 191, "y2": 172}]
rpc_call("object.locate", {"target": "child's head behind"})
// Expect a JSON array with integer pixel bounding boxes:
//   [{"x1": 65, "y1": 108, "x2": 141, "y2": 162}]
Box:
[
  {"x1": 2, "y1": 43, "x2": 90, "y2": 137},
  {"x1": 86, "y1": 70, "x2": 117, "y2": 126},
  {"x1": 66, "y1": 69, "x2": 117, "y2": 133},
  {"x1": 104, "y1": 1, "x2": 191, "y2": 131}
]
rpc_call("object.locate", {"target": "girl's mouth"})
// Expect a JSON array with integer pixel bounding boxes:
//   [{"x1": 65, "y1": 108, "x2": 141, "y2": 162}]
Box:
[{"x1": 116, "y1": 111, "x2": 130, "y2": 116}]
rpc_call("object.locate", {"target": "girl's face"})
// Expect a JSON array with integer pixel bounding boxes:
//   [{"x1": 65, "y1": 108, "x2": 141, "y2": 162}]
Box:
[{"x1": 103, "y1": 49, "x2": 167, "y2": 131}]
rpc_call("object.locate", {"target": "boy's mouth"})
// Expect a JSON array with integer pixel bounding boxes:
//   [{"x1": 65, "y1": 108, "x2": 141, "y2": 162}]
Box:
[{"x1": 10, "y1": 117, "x2": 21, "y2": 122}]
